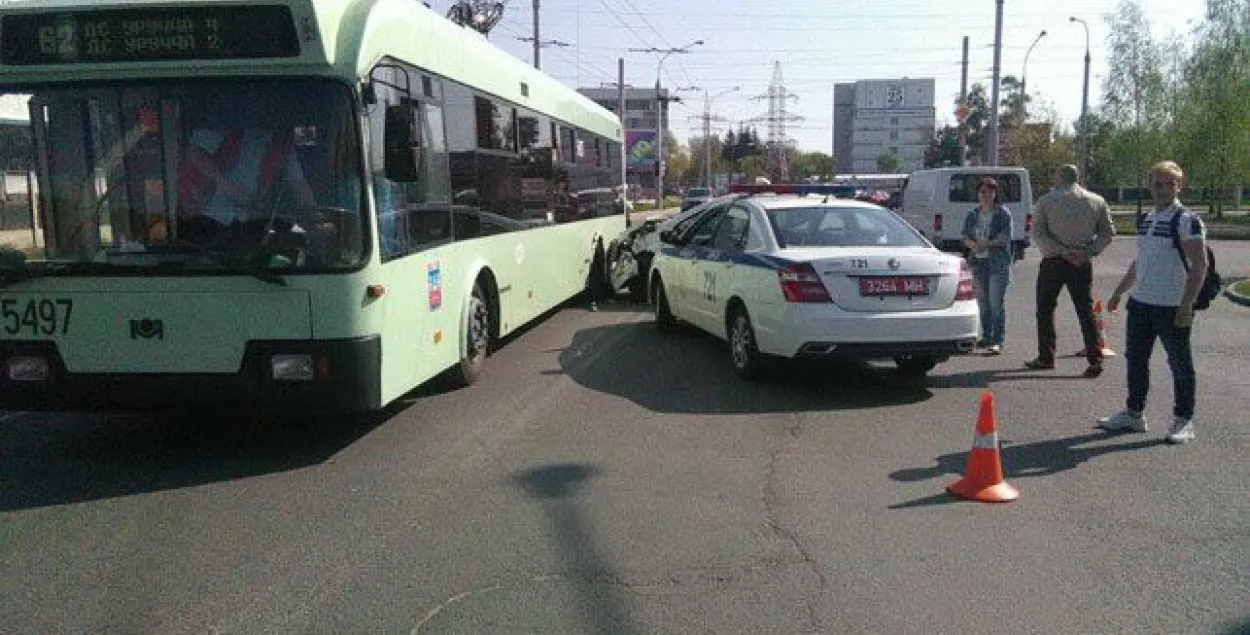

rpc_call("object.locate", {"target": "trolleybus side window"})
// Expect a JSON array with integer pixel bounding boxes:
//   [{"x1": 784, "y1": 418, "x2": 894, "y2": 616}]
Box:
[
  {"x1": 474, "y1": 97, "x2": 522, "y2": 224},
  {"x1": 364, "y1": 63, "x2": 618, "y2": 241},
  {"x1": 517, "y1": 109, "x2": 555, "y2": 225},
  {"x1": 369, "y1": 69, "x2": 453, "y2": 261}
]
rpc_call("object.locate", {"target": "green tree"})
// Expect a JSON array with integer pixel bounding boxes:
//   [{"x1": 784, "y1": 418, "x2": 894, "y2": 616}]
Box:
[
  {"x1": 924, "y1": 125, "x2": 962, "y2": 167},
  {"x1": 667, "y1": 146, "x2": 692, "y2": 188},
  {"x1": 720, "y1": 129, "x2": 737, "y2": 163},
  {"x1": 721, "y1": 125, "x2": 763, "y2": 173},
  {"x1": 686, "y1": 135, "x2": 726, "y2": 187},
  {"x1": 792, "y1": 151, "x2": 834, "y2": 180},
  {"x1": 876, "y1": 153, "x2": 902, "y2": 173},
  {"x1": 998, "y1": 75, "x2": 1027, "y2": 125},
  {"x1": 962, "y1": 83, "x2": 991, "y2": 163},
  {"x1": 1081, "y1": 113, "x2": 1120, "y2": 187},
  {"x1": 952, "y1": 77, "x2": 1040, "y2": 164},
  {"x1": 736, "y1": 155, "x2": 765, "y2": 181},
  {"x1": 1101, "y1": 0, "x2": 1170, "y2": 193},
  {"x1": 1172, "y1": 0, "x2": 1250, "y2": 216},
  {"x1": 1011, "y1": 118, "x2": 1079, "y2": 195}
]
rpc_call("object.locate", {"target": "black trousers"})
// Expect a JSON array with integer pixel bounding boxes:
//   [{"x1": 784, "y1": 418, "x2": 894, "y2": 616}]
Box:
[{"x1": 1035, "y1": 257, "x2": 1102, "y2": 365}]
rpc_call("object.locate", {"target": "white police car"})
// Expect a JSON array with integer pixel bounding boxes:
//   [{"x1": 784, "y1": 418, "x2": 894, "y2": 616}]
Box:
[{"x1": 648, "y1": 194, "x2": 979, "y2": 377}]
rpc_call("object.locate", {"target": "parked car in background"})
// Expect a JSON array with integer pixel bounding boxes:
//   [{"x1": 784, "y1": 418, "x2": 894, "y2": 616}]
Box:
[
  {"x1": 648, "y1": 194, "x2": 979, "y2": 378},
  {"x1": 681, "y1": 187, "x2": 713, "y2": 211}
]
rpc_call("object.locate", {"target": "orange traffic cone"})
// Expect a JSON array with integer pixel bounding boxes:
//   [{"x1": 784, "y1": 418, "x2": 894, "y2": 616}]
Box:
[
  {"x1": 947, "y1": 392, "x2": 1019, "y2": 503},
  {"x1": 1075, "y1": 297, "x2": 1117, "y2": 358}
]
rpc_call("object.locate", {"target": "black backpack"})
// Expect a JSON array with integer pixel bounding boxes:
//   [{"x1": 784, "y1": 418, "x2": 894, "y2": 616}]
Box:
[{"x1": 1169, "y1": 211, "x2": 1222, "y2": 310}]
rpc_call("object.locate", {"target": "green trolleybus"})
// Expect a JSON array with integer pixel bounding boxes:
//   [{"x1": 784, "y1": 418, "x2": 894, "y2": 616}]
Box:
[{"x1": 0, "y1": 0, "x2": 625, "y2": 413}]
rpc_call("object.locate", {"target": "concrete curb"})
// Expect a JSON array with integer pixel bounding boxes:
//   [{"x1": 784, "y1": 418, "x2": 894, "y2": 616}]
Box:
[{"x1": 1224, "y1": 283, "x2": 1250, "y2": 308}]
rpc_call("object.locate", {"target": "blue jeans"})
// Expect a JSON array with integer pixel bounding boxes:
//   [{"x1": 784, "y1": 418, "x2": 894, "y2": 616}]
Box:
[
  {"x1": 1124, "y1": 298, "x2": 1196, "y2": 419},
  {"x1": 970, "y1": 258, "x2": 1010, "y2": 345}
]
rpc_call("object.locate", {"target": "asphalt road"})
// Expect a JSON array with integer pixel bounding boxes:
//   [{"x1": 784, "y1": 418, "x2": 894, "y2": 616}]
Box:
[{"x1": 1, "y1": 238, "x2": 1247, "y2": 634}]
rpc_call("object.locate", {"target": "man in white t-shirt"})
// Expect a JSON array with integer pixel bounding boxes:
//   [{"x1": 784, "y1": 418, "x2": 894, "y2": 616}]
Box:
[{"x1": 1097, "y1": 161, "x2": 1208, "y2": 444}]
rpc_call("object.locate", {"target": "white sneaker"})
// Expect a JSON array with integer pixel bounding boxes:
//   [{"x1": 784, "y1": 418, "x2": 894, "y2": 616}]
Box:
[
  {"x1": 1096, "y1": 410, "x2": 1147, "y2": 433},
  {"x1": 987, "y1": 344, "x2": 1002, "y2": 355},
  {"x1": 1166, "y1": 417, "x2": 1195, "y2": 444}
]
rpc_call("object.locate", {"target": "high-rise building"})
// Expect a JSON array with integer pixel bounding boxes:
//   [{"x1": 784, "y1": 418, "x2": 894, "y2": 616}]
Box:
[{"x1": 833, "y1": 79, "x2": 935, "y2": 175}]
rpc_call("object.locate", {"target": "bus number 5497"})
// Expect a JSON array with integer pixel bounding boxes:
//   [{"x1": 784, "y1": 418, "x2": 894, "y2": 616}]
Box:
[{"x1": 1, "y1": 298, "x2": 74, "y2": 336}]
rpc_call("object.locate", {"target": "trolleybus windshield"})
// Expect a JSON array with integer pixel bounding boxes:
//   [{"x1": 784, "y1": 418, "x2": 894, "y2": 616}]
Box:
[{"x1": 3, "y1": 79, "x2": 367, "y2": 276}]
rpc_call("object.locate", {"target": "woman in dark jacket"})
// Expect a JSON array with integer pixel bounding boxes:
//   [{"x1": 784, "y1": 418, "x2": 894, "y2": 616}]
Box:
[{"x1": 961, "y1": 177, "x2": 1014, "y2": 354}]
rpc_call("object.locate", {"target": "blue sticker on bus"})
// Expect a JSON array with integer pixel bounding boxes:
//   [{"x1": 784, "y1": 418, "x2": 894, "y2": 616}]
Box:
[{"x1": 427, "y1": 261, "x2": 442, "y2": 310}]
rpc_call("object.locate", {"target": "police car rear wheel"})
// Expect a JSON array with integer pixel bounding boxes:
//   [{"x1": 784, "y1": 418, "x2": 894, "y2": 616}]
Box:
[{"x1": 728, "y1": 308, "x2": 763, "y2": 379}]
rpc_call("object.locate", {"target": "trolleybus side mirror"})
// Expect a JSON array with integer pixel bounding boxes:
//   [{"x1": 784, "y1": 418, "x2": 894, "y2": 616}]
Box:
[{"x1": 383, "y1": 105, "x2": 420, "y2": 182}]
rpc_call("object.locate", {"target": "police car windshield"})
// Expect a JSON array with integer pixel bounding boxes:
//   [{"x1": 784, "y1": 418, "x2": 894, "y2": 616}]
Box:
[
  {"x1": 768, "y1": 205, "x2": 928, "y2": 248},
  {"x1": 5, "y1": 79, "x2": 366, "y2": 274}
]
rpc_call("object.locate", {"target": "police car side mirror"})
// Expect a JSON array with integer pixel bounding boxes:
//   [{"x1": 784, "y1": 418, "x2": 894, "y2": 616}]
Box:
[
  {"x1": 383, "y1": 105, "x2": 420, "y2": 182},
  {"x1": 659, "y1": 229, "x2": 679, "y2": 245}
]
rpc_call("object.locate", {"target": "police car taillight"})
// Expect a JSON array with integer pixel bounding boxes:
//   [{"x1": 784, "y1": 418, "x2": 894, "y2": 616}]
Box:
[
  {"x1": 955, "y1": 260, "x2": 976, "y2": 301},
  {"x1": 778, "y1": 263, "x2": 832, "y2": 303}
]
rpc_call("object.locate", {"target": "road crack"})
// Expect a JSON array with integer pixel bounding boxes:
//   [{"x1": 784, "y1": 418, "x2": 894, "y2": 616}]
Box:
[{"x1": 761, "y1": 412, "x2": 826, "y2": 633}]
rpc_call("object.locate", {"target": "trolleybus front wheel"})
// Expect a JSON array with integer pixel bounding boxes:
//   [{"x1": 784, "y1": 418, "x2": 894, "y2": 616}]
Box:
[{"x1": 451, "y1": 283, "x2": 492, "y2": 386}]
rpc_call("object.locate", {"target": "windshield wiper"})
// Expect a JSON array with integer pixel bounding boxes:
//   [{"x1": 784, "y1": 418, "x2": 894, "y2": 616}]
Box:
[
  {"x1": 169, "y1": 242, "x2": 288, "y2": 287},
  {"x1": 0, "y1": 262, "x2": 77, "y2": 289},
  {"x1": 0, "y1": 269, "x2": 43, "y2": 289},
  {"x1": 238, "y1": 266, "x2": 288, "y2": 287}
]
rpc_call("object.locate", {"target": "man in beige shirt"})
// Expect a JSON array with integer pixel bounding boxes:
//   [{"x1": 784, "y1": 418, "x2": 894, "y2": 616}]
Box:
[{"x1": 1026, "y1": 164, "x2": 1115, "y2": 376}]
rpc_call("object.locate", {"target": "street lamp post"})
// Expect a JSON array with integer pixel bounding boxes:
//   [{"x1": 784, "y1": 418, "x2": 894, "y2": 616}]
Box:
[
  {"x1": 703, "y1": 86, "x2": 739, "y2": 187},
  {"x1": 1021, "y1": 30, "x2": 1047, "y2": 123},
  {"x1": 1069, "y1": 16, "x2": 1091, "y2": 183},
  {"x1": 631, "y1": 40, "x2": 703, "y2": 208}
]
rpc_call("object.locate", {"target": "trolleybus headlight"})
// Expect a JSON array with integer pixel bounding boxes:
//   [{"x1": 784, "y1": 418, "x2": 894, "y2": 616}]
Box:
[
  {"x1": 7, "y1": 355, "x2": 50, "y2": 381},
  {"x1": 270, "y1": 355, "x2": 315, "y2": 381}
]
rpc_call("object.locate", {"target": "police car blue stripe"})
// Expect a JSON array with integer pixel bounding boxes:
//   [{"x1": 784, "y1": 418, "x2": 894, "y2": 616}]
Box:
[{"x1": 658, "y1": 246, "x2": 794, "y2": 270}]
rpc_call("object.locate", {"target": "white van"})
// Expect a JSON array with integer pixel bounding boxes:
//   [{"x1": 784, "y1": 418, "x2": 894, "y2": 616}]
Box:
[{"x1": 900, "y1": 167, "x2": 1034, "y2": 260}]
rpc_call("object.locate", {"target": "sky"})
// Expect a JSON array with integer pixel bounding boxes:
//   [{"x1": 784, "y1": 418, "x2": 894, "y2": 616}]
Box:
[
  {"x1": 478, "y1": 0, "x2": 1210, "y2": 154},
  {"x1": 0, "y1": 0, "x2": 1210, "y2": 152}
]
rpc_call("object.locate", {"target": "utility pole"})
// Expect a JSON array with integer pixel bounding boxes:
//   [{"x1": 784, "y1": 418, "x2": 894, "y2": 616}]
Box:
[
  {"x1": 696, "y1": 86, "x2": 739, "y2": 187},
  {"x1": 598, "y1": 63, "x2": 631, "y2": 222},
  {"x1": 618, "y1": 58, "x2": 628, "y2": 224},
  {"x1": 629, "y1": 41, "x2": 703, "y2": 208},
  {"x1": 516, "y1": 0, "x2": 569, "y2": 70},
  {"x1": 959, "y1": 36, "x2": 969, "y2": 166},
  {"x1": 988, "y1": 0, "x2": 1004, "y2": 166},
  {"x1": 1070, "y1": 16, "x2": 1091, "y2": 184},
  {"x1": 703, "y1": 94, "x2": 713, "y2": 188}
]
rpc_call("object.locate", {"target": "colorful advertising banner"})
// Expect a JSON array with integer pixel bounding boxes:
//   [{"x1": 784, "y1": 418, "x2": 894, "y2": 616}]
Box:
[{"x1": 625, "y1": 130, "x2": 656, "y2": 167}]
